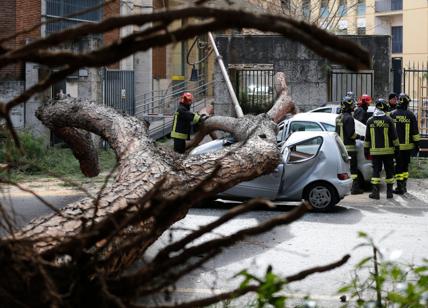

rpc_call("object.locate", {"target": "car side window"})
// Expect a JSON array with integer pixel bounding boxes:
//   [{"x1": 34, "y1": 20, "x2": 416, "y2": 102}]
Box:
[
  {"x1": 289, "y1": 121, "x2": 323, "y2": 134},
  {"x1": 287, "y1": 137, "x2": 323, "y2": 163},
  {"x1": 321, "y1": 122, "x2": 336, "y2": 132}
]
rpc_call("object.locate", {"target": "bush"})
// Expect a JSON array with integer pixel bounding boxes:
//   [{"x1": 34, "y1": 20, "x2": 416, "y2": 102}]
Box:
[{"x1": 0, "y1": 130, "x2": 46, "y2": 173}]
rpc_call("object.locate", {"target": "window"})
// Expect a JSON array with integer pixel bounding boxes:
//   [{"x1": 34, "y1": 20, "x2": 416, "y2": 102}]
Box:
[
  {"x1": 320, "y1": 0, "x2": 329, "y2": 18},
  {"x1": 289, "y1": 121, "x2": 323, "y2": 135},
  {"x1": 302, "y1": 0, "x2": 311, "y2": 20},
  {"x1": 288, "y1": 137, "x2": 323, "y2": 163},
  {"x1": 391, "y1": 0, "x2": 403, "y2": 11},
  {"x1": 338, "y1": 0, "x2": 347, "y2": 17},
  {"x1": 357, "y1": 0, "x2": 365, "y2": 16},
  {"x1": 281, "y1": 0, "x2": 291, "y2": 10},
  {"x1": 391, "y1": 26, "x2": 403, "y2": 53},
  {"x1": 45, "y1": 0, "x2": 103, "y2": 34},
  {"x1": 322, "y1": 123, "x2": 336, "y2": 132},
  {"x1": 357, "y1": 27, "x2": 366, "y2": 35}
]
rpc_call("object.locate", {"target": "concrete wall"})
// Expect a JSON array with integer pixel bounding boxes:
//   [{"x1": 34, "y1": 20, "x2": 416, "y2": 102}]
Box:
[
  {"x1": 0, "y1": 81, "x2": 24, "y2": 128},
  {"x1": 214, "y1": 34, "x2": 390, "y2": 114}
]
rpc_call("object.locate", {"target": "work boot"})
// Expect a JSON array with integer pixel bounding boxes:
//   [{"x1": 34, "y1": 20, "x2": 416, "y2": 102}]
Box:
[
  {"x1": 393, "y1": 181, "x2": 405, "y2": 195},
  {"x1": 403, "y1": 180, "x2": 407, "y2": 193},
  {"x1": 351, "y1": 180, "x2": 364, "y2": 195},
  {"x1": 387, "y1": 184, "x2": 394, "y2": 199},
  {"x1": 369, "y1": 184, "x2": 380, "y2": 200}
]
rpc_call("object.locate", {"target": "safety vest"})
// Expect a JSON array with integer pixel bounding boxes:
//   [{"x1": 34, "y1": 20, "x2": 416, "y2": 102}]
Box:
[
  {"x1": 171, "y1": 104, "x2": 201, "y2": 140},
  {"x1": 364, "y1": 115, "x2": 399, "y2": 155},
  {"x1": 336, "y1": 111, "x2": 357, "y2": 152},
  {"x1": 390, "y1": 108, "x2": 421, "y2": 150}
]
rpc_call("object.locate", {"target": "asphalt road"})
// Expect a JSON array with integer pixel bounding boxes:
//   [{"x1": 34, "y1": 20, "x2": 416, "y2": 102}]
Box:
[{"x1": 1, "y1": 180, "x2": 427, "y2": 307}]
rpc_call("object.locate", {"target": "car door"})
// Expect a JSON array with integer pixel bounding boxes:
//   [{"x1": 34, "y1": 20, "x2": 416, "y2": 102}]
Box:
[
  {"x1": 277, "y1": 136, "x2": 324, "y2": 198},
  {"x1": 222, "y1": 164, "x2": 284, "y2": 200}
]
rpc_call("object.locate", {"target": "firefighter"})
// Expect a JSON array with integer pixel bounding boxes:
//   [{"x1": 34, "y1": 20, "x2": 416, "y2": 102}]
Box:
[
  {"x1": 364, "y1": 98, "x2": 400, "y2": 199},
  {"x1": 171, "y1": 92, "x2": 206, "y2": 154},
  {"x1": 354, "y1": 94, "x2": 372, "y2": 125},
  {"x1": 336, "y1": 95, "x2": 364, "y2": 194},
  {"x1": 390, "y1": 93, "x2": 421, "y2": 194},
  {"x1": 388, "y1": 93, "x2": 398, "y2": 113}
]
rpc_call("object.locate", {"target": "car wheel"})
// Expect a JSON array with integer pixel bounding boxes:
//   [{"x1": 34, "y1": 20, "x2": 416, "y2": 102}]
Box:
[{"x1": 304, "y1": 182, "x2": 337, "y2": 212}]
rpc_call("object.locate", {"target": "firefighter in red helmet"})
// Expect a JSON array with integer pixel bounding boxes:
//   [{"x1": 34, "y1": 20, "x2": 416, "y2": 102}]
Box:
[
  {"x1": 171, "y1": 92, "x2": 207, "y2": 153},
  {"x1": 354, "y1": 94, "x2": 372, "y2": 125}
]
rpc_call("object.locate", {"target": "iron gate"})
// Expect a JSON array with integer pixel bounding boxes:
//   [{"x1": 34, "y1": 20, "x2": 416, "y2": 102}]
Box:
[
  {"x1": 329, "y1": 69, "x2": 374, "y2": 102},
  {"x1": 403, "y1": 63, "x2": 428, "y2": 137},
  {"x1": 103, "y1": 69, "x2": 135, "y2": 115},
  {"x1": 230, "y1": 68, "x2": 275, "y2": 114}
]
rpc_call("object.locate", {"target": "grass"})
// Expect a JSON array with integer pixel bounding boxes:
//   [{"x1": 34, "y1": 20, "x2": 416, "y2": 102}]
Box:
[
  {"x1": 409, "y1": 156, "x2": 428, "y2": 178},
  {"x1": 1, "y1": 147, "x2": 117, "y2": 183}
]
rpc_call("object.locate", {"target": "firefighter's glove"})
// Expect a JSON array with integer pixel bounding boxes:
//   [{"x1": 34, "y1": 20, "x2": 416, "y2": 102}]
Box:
[
  {"x1": 364, "y1": 148, "x2": 370, "y2": 160},
  {"x1": 200, "y1": 114, "x2": 209, "y2": 122}
]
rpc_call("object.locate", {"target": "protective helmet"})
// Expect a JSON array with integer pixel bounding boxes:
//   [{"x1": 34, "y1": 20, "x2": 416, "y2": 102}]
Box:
[
  {"x1": 398, "y1": 93, "x2": 411, "y2": 108},
  {"x1": 358, "y1": 94, "x2": 372, "y2": 107},
  {"x1": 375, "y1": 98, "x2": 388, "y2": 111},
  {"x1": 341, "y1": 95, "x2": 355, "y2": 111},
  {"x1": 180, "y1": 92, "x2": 193, "y2": 105},
  {"x1": 346, "y1": 91, "x2": 355, "y2": 99}
]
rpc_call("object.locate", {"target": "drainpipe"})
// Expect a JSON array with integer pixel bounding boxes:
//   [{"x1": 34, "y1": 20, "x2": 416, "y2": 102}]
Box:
[{"x1": 208, "y1": 32, "x2": 244, "y2": 118}]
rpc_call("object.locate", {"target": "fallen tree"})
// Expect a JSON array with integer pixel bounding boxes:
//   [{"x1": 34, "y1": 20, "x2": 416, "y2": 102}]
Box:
[{"x1": 0, "y1": 2, "x2": 369, "y2": 307}]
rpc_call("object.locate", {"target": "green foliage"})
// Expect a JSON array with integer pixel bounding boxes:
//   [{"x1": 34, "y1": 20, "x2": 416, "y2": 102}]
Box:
[
  {"x1": 409, "y1": 157, "x2": 428, "y2": 179},
  {"x1": 235, "y1": 266, "x2": 287, "y2": 308},
  {"x1": 0, "y1": 130, "x2": 116, "y2": 181},
  {"x1": 339, "y1": 232, "x2": 428, "y2": 307}
]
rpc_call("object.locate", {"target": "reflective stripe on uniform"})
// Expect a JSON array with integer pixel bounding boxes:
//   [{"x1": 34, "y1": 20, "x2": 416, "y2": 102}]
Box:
[
  {"x1": 393, "y1": 138, "x2": 399, "y2": 147},
  {"x1": 399, "y1": 143, "x2": 415, "y2": 150},
  {"x1": 192, "y1": 113, "x2": 201, "y2": 124},
  {"x1": 370, "y1": 127, "x2": 376, "y2": 149},
  {"x1": 395, "y1": 173, "x2": 404, "y2": 181},
  {"x1": 413, "y1": 133, "x2": 421, "y2": 142},
  {"x1": 405, "y1": 123, "x2": 410, "y2": 145},
  {"x1": 351, "y1": 174, "x2": 358, "y2": 180},
  {"x1": 364, "y1": 141, "x2": 370, "y2": 148},
  {"x1": 385, "y1": 177, "x2": 395, "y2": 184},
  {"x1": 171, "y1": 112, "x2": 188, "y2": 140},
  {"x1": 371, "y1": 177, "x2": 381, "y2": 184},
  {"x1": 346, "y1": 145, "x2": 357, "y2": 152},
  {"x1": 403, "y1": 172, "x2": 409, "y2": 179},
  {"x1": 384, "y1": 128, "x2": 389, "y2": 149},
  {"x1": 369, "y1": 147, "x2": 395, "y2": 155}
]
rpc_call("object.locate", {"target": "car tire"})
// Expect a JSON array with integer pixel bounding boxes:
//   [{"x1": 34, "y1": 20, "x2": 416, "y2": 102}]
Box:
[{"x1": 303, "y1": 182, "x2": 338, "y2": 212}]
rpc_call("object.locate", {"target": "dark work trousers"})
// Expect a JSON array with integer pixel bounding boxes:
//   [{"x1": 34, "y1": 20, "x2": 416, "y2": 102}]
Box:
[
  {"x1": 349, "y1": 151, "x2": 358, "y2": 180},
  {"x1": 371, "y1": 155, "x2": 395, "y2": 185},
  {"x1": 395, "y1": 150, "x2": 412, "y2": 181},
  {"x1": 173, "y1": 138, "x2": 186, "y2": 154}
]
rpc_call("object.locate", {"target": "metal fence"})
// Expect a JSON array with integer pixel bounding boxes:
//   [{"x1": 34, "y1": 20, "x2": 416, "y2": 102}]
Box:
[
  {"x1": 103, "y1": 69, "x2": 135, "y2": 116},
  {"x1": 329, "y1": 69, "x2": 374, "y2": 102},
  {"x1": 230, "y1": 69, "x2": 275, "y2": 114},
  {"x1": 403, "y1": 63, "x2": 428, "y2": 137}
]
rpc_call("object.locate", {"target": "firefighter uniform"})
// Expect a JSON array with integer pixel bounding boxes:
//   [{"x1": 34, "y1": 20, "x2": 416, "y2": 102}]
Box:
[
  {"x1": 336, "y1": 96, "x2": 364, "y2": 194},
  {"x1": 364, "y1": 99, "x2": 399, "y2": 199},
  {"x1": 390, "y1": 94, "x2": 421, "y2": 194},
  {"x1": 171, "y1": 97, "x2": 201, "y2": 154}
]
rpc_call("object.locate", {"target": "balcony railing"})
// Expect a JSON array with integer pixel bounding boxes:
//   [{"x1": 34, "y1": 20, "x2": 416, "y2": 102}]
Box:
[{"x1": 375, "y1": 0, "x2": 403, "y2": 13}]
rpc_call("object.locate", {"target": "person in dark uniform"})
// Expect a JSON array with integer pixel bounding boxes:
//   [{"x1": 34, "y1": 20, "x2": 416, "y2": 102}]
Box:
[
  {"x1": 390, "y1": 93, "x2": 421, "y2": 194},
  {"x1": 364, "y1": 98, "x2": 400, "y2": 199},
  {"x1": 336, "y1": 96, "x2": 364, "y2": 194},
  {"x1": 388, "y1": 93, "x2": 398, "y2": 113},
  {"x1": 354, "y1": 94, "x2": 372, "y2": 125},
  {"x1": 171, "y1": 92, "x2": 206, "y2": 154}
]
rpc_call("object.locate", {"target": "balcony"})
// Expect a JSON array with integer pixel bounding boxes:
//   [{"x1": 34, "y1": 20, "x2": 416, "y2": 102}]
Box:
[{"x1": 375, "y1": 0, "x2": 403, "y2": 13}]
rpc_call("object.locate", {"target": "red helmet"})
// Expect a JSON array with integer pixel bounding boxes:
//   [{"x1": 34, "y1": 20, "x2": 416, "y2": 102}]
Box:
[
  {"x1": 358, "y1": 94, "x2": 372, "y2": 107},
  {"x1": 180, "y1": 92, "x2": 193, "y2": 105}
]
